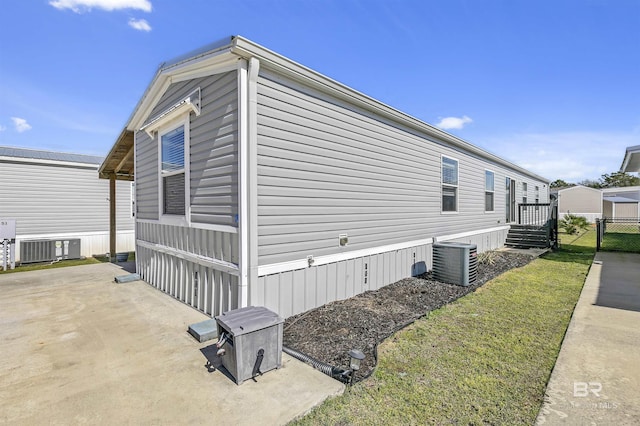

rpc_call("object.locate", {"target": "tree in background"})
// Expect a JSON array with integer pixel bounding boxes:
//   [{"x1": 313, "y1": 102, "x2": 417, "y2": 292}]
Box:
[
  {"x1": 577, "y1": 179, "x2": 602, "y2": 189},
  {"x1": 550, "y1": 179, "x2": 574, "y2": 189},
  {"x1": 551, "y1": 172, "x2": 639, "y2": 189},
  {"x1": 599, "y1": 171, "x2": 640, "y2": 188}
]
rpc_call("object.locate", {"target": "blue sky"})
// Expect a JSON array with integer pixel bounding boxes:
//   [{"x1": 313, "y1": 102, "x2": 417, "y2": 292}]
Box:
[{"x1": 1, "y1": 0, "x2": 638, "y2": 182}]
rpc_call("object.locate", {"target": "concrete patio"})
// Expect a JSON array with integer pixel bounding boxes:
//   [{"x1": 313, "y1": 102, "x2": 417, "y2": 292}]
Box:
[{"x1": 0, "y1": 263, "x2": 343, "y2": 425}]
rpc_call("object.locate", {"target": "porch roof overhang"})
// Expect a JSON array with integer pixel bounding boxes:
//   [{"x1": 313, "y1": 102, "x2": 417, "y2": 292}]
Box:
[
  {"x1": 98, "y1": 128, "x2": 134, "y2": 181},
  {"x1": 621, "y1": 144, "x2": 640, "y2": 173}
]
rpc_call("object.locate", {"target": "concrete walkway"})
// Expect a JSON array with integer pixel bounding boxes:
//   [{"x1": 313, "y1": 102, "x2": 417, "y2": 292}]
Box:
[
  {"x1": 0, "y1": 263, "x2": 343, "y2": 425},
  {"x1": 537, "y1": 252, "x2": 640, "y2": 425}
]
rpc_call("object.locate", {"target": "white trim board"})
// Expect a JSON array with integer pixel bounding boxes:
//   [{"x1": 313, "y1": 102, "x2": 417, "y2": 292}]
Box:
[
  {"x1": 257, "y1": 225, "x2": 511, "y2": 277},
  {"x1": 18, "y1": 230, "x2": 135, "y2": 239},
  {"x1": 136, "y1": 239, "x2": 239, "y2": 275},
  {"x1": 135, "y1": 219, "x2": 238, "y2": 234},
  {"x1": 0, "y1": 156, "x2": 99, "y2": 169}
]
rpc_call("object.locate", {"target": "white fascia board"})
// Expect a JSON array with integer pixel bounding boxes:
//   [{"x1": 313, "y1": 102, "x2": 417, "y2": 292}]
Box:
[
  {"x1": 0, "y1": 156, "x2": 99, "y2": 169},
  {"x1": 230, "y1": 36, "x2": 549, "y2": 184},
  {"x1": 128, "y1": 48, "x2": 235, "y2": 131},
  {"x1": 169, "y1": 58, "x2": 239, "y2": 84},
  {"x1": 621, "y1": 145, "x2": 640, "y2": 172}
]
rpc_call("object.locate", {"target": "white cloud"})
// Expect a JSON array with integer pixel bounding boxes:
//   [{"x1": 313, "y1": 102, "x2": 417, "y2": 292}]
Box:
[
  {"x1": 11, "y1": 117, "x2": 32, "y2": 133},
  {"x1": 478, "y1": 130, "x2": 639, "y2": 182},
  {"x1": 436, "y1": 115, "x2": 473, "y2": 130},
  {"x1": 128, "y1": 18, "x2": 151, "y2": 32},
  {"x1": 49, "y1": 0, "x2": 152, "y2": 13}
]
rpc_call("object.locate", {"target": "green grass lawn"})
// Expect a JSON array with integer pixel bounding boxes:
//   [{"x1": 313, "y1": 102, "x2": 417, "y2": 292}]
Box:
[
  {"x1": 600, "y1": 233, "x2": 640, "y2": 253},
  {"x1": 293, "y1": 232, "x2": 595, "y2": 424}
]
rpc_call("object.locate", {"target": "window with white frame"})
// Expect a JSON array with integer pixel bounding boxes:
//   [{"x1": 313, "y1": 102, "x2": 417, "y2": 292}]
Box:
[
  {"x1": 160, "y1": 125, "x2": 186, "y2": 215},
  {"x1": 522, "y1": 182, "x2": 528, "y2": 206},
  {"x1": 442, "y1": 156, "x2": 458, "y2": 212},
  {"x1": 485, "y1": 170, "x2": 495, "y2": 211}
]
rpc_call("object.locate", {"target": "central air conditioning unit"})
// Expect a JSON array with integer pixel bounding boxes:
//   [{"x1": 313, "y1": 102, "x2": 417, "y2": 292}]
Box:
[
  {"x1": 432, "y1": 242, "x2": 478, "y2": 286},
  {"x1": 20, "y1": 239, "x2": 81, "y2": 264}
]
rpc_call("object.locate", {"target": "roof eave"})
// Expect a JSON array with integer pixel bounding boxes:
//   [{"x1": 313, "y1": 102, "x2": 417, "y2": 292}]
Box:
[
  {"x1": 621, "y1": 144, "x2": 640, "y2": 173},
  {"x1": 109, "y1": 35, "x2": 550, "y2": 184},
  {"x1": 230, "y1": 36, "x2": 549, "y2": 183}
]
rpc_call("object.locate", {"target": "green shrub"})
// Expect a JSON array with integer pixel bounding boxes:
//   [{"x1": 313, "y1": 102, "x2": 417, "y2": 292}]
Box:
[{"x1": 560, "y1": 214, "x2": 590, "y2": 235}]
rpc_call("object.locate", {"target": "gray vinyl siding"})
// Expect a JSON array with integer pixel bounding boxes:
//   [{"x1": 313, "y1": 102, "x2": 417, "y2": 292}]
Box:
[
  {"x1": 135, "y1": 71, "x2": 239, "y2": 226},
  {"x1": 135, "y1": 130, "x2": 159, "y2": 220},
  {"x1": 256, "y1": 70, "x2": 548, "y2": 266},
  {"x1": 0, "y1": 160, "x2": 133, "y2": 235},
  {"x1": 189, "y1": 71, "x2": 239, "y2": 227},
  {"x1": 255, "y1": 226, "x2": 510, "y2": 318}
]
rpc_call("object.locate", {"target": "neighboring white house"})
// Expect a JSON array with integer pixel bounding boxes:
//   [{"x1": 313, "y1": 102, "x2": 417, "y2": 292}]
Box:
[
  {"x1": 0, "y1": 146, "x2": 135, "y2": 262},
  {"x1": 101, "y1": 36, "x2": 549, "y2": 319},
  {"x1": 553, "y1": 185, "x2": 603, "y2": 222}
]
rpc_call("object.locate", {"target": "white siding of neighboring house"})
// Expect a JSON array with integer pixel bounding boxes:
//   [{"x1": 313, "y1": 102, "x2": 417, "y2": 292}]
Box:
[{"x1": 0, "y1": 159, "x2": 134, "y2": 260}]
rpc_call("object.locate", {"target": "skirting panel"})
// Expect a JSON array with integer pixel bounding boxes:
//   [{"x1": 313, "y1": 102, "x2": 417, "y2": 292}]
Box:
[
  {"x1": 136, "y1": 244, "x2": 238, "y2": 317},
  {"x1": 255, "y1": 227, "x2": 508, "y2": 318},
  {"x1": 14, "y1": 230, "x2": 135, "y2": 262},
  {"x1": 135, "y1": 221, "x2": 240, "y2": 317}
]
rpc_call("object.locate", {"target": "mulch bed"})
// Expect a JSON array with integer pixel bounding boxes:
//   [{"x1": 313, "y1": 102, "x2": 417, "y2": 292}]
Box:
[{"x1": 283, "y1": 251, "x2": 535, "y2": 382}]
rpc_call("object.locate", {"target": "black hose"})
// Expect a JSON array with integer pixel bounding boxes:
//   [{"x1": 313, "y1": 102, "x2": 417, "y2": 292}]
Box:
[{"x1": 283, "y1": 345, "x2": 350, "y2": 383}]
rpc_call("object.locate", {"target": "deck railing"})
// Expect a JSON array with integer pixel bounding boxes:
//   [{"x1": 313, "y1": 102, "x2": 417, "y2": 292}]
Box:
[{"x1": 517, "y1": 199, "x2": 559, "y2": 249}]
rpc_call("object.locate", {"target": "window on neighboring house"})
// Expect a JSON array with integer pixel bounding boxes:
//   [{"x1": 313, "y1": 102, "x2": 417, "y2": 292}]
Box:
[
  {"x1": 485, "y1": 170, "x2": 495, "y2": 211},
  {"x1": 522, "y1": 182, "x2": 528, "y2": 210},
  {"x1": 160, "y1": 125, "x2": 186, "y2": 215},
  {"x1": 535, "y1": 185, "x2": 540, "y2": 210},
  {"x1": 442, "y1": 156, "x2": 458, "y2": 212}
]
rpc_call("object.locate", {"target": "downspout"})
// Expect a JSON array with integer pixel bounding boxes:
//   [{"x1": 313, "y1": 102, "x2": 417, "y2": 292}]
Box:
[
  {"x1": 238, "y1": 59, "x2": 249, "y2": 308},
  {"x1": 237, "y1": 56, "x2": 260, "y2": 308},
  {"x1": 247, "y1": 57, "x2": 260, "y2": 305}
]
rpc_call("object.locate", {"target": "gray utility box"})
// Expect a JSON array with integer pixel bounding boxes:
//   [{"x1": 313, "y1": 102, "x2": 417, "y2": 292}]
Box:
[
  {"x1": 432, "y1": 242, "x2": 478, "y2": 286},
  {"x1": 215, "y1": 306, "x2": 284, "y2": 385}
]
